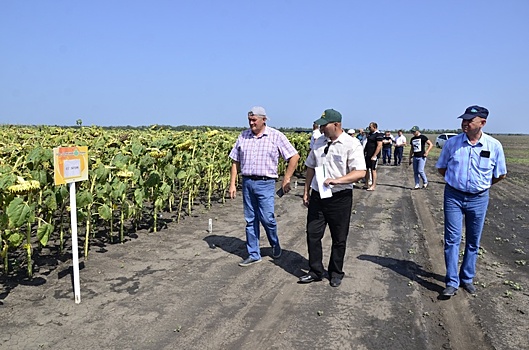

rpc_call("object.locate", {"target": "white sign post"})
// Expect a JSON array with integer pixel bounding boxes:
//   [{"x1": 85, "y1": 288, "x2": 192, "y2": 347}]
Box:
[
  {"x1": 53, "y1": 146, "x2": 89, "y2": 304},
  {"x1": 69, "y1": 182, "x2": 81, "y2": 304}
]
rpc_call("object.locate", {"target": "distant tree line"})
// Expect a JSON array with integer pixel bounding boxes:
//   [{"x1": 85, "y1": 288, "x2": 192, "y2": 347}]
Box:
[{"x1": 2, "y1": 123, "x2": 524, "y2": 136}]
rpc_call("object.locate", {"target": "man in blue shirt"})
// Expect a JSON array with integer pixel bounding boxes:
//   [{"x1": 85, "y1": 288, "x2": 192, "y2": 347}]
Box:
[{"x1": 436, "y1": 105, "x2": 507, "y2": 297}]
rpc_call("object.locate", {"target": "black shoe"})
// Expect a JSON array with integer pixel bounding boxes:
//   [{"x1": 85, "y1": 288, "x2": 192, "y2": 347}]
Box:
[
  {"x1": 442, "y1": 286, "x2": 457, "y2": 296},
  {"x1": 330, "y1": 277, "x2": 342, "y2": 287},
  {"x1": 461, "y1": 282, "x2": 476, "y2": 294},
  {"x1": 298, "y1": 274, "x2": 322, "y2": 284},
  {"x1": 272, "y1": 245, "x2": 282, "y2": 259},
  {"x1": 238, "y1": 257, "x2": 262, "y2": 267}
]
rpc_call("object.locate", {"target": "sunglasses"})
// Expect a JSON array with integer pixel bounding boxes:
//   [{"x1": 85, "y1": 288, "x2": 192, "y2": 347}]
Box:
[{"x1": 248, "y1": 111, "x2": 265, "y2": 117}]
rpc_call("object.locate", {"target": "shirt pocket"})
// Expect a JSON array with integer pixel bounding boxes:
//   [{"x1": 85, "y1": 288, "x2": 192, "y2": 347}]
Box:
[
  {"x1": 478, "y1": 157, "x2": 492, "y2": 170},
  {"x1": 332, "y1": 154, "x2": 343, "y2": 164},
  {"x1": 237, "y1": 145, "x2": 247, "y2": 162}
]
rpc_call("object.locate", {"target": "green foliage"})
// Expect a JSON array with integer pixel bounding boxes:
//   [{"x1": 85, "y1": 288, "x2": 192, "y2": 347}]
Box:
[
  {"x1": 7, "y1": 197, "x2": 35, "y2": 228},
  {"x1": 37, "y1": 223, "x2": 54, "y2": 246},
  {"x1": 0, "y1": 125, "x2": 313, "y2": 276}
]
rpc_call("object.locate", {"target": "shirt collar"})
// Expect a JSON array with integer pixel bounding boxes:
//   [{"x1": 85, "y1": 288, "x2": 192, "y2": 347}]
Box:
[
  {"x1": 251, "y1": 125, "x2": 269, "y2": 138},
  {"x1": 463, "y1": 132, "x2": 486, "y2": 146},
  {"x1": 326, "y1": 131, "x2": 348, "y2": 144}
]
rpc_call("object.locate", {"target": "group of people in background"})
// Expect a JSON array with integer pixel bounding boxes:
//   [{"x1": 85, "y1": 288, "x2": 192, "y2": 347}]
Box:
[
  {"x1": 346, "y1": 127, "x2": 406, "y2": 166},
  {"x1": 228, "y1": 105, "x2": 507, "y2": 298},
  {"x1": 339, "y1": 124, "x2": 437, "y2": 191}
]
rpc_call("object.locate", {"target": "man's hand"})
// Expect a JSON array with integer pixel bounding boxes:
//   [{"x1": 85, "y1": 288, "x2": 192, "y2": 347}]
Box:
[
  {"x1": 303, "y1": 192, "x2": 310, "y2": 208},
  {"x1": 229, "y1": 184, "x2": 237, "y2": 199},
  {"x1": 324, "y1": 178, "x2": 338, "y2": 187},
  {"x1": 281, "y1": 178, "x2": 292, "y2": 194}
]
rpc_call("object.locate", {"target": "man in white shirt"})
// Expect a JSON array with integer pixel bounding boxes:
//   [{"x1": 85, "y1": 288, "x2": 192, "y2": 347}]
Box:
[
  {"x1": 393, "y1": 130, "x2": 407, "y2": 165},
  {"x1": 309, "y1": 122, "x2": 322, "y2": 151},
  {"x1": 301, "y1": 109, "x2": 367, "y2": 287}
]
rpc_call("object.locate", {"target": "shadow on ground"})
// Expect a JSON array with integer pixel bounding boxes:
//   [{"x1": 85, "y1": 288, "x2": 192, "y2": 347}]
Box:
[
  {"x1": 203, "y1": 234, "x2": 309, "y2": 278},
  {"x1": 357, "y1": 254, "x2": 444, "y2": 293}
]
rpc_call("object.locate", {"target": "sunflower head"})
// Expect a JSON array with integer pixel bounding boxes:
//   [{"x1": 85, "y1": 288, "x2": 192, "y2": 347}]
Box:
[
  {"x1": 149, "y1": 149, "x2": 167, "y2": 159},
  {"x1": 176, "y1": 139, "x2": 193, "y2": 151},
  {"x1": 8, "y1": 177, "x2": 41, "y2": 194},
  {"x1": 116, "y1": 170, "x2": 134, "y2": 179}
]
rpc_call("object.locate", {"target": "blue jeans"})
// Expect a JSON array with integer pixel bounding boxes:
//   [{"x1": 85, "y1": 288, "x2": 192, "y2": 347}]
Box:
[
  {"x1": 382, "y1": 148, "x2": 391, "y2": 164},
  {"x1": 242, "y1": 177, "x2": 279, "y2": 260},
  {"x1": 443, "y1": 185, "x2": 489, "y2": 288},
  {"x1": 412, "y1": 156, "x2": 428, "y2": 186}
]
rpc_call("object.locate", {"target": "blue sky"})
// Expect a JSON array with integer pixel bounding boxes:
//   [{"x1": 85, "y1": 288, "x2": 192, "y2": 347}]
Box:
[{"x1": 1, "y1": 0, "x2": 528, "y2": 133}]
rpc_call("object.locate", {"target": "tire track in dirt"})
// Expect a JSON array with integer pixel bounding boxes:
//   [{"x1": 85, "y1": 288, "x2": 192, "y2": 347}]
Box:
[
  {"x1": 408, "y1": 169, "x2": 494, "y2": 350},
  {"x1": 344, "y1": 166, "x2": 448, "y2": 350},
  {"x1": 146, "y1": 193, "x2": 318, "y2": 349},
  {"x1": 1, "y1": 163, "x2": 508, "y2": 350},
  {"x1": 451, "y1": 165, "x2": 529, "y2": 350}
]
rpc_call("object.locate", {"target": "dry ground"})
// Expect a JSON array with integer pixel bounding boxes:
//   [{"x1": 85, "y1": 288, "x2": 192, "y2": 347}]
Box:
[{"x1": 1, "y1": 151, "x2": 528, "y2": 350}]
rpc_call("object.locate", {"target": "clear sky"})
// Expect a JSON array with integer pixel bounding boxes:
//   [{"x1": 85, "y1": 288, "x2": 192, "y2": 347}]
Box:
[{"x1": 1, "y1": 0, "x2": 528, "y2": 133}]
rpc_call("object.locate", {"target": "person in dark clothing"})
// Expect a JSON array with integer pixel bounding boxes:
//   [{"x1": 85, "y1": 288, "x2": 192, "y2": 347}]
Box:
[
  {"x1": 381, "y1": 130, "x2": 394, "y2": 165},
  {"x1": 363, "y1": 122, "x2": 383, "y2": 191}
]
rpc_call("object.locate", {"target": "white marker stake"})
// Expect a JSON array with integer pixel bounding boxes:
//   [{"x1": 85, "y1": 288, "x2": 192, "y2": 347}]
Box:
[{"x1": 69, "y1": 182, "x2": 81, "y2": 304}]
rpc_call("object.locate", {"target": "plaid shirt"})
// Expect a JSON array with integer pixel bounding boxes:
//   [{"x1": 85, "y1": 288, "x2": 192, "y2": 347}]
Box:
[{"x1": 229, "y1": 126, "x2": 298, "y2": 178}]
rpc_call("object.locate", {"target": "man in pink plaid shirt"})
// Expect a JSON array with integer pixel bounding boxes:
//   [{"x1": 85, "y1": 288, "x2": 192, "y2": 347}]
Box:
[{"x1": 229, "y1": 106, "x2": 300, "y2": 267}]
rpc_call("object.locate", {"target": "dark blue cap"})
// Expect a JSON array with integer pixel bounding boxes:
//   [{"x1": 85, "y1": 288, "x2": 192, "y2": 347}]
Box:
[{"x1": 458, "y1": 105, "x2": 489, "y2": 120}]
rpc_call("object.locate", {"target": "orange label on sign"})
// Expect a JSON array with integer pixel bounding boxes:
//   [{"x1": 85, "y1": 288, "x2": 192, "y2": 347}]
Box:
[{"x1": 53, "y1": 146, "x2": 89, "y2": 185}]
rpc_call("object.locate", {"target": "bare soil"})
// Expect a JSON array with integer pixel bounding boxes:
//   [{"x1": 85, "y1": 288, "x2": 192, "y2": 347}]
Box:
[{"x1": 1, "y1": 155, "x2": 528, "y2": 350}]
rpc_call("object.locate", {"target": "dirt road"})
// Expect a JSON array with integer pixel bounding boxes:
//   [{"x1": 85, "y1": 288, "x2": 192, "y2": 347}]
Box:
[{"x1": 1, "y1": 157, "x2": 528, "y2": 349}]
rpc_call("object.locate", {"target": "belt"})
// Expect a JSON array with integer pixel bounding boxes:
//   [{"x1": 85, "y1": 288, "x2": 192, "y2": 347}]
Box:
[
  {"x1": 446, "y1": 184, "x2": 488, "y2": 196},
  {"x1": 243, "y1": 175, "x2": 275, "y2": 181}
]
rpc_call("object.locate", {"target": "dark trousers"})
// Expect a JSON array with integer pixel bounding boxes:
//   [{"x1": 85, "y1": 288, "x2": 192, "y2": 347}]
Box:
[
  {"x1": 394, "y1": 146, "x2": 404, "y2": 165},
  {"x1": 306, "y1": 189, "x2": 353, "y2": 279}
]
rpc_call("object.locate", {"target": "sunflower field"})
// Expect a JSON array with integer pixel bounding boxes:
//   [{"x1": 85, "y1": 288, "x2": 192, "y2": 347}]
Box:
[{"x1": 0, "y1": 125, "x2": 310, "y2": 278}]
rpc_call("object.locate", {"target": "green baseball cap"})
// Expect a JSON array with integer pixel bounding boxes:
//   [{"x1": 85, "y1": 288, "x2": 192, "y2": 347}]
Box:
[{"x1": 314, "y1": 109, "x2": 342, "y2": 126}]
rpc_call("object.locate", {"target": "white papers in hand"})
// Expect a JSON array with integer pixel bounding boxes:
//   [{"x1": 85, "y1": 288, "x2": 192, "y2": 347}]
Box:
[{"x1": 315, "y1": 165, "x2": 333, "y2": 198}]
